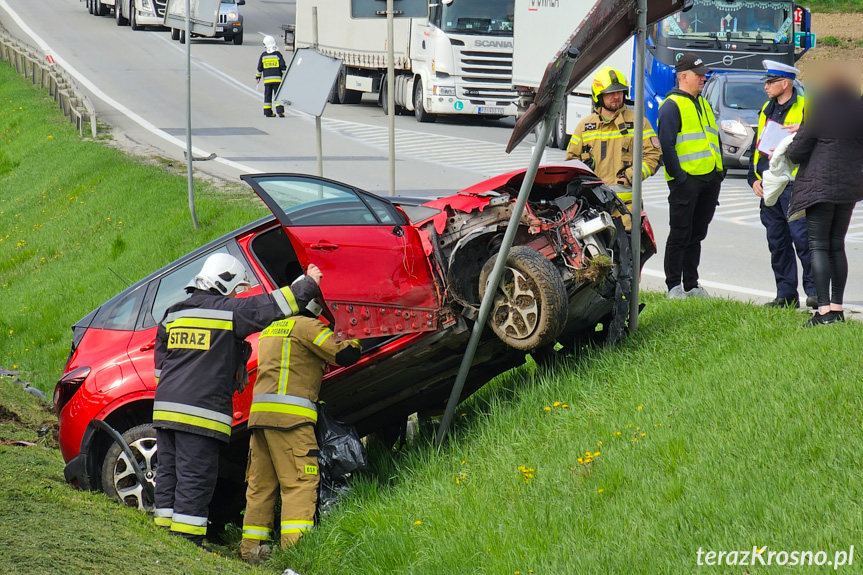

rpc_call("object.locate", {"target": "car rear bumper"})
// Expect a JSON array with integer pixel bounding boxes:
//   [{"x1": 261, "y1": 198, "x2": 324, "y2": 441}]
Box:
[{"x1": 63, "y1": 421, "x2": 99, "y2": 490}]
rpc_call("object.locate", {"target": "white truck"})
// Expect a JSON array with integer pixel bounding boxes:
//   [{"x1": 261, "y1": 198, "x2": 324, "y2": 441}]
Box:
[
  {"x1": 294, "y1": 0, "x2": 518, "y2": 123},
  {"x1": 512, "y1": 0, "x2": 635, "y2": 149}
]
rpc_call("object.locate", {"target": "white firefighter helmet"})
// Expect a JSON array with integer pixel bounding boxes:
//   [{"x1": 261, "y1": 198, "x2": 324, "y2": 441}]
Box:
[
  {"x1": 190, "y1": 253, "x2": 251, "y2": 295},
  {"x1": 263, "y1": 35, "x2": 278, "y2": 54}
]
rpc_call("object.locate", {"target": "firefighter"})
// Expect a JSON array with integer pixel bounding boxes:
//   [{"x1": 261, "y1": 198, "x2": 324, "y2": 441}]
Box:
[
  {"x1": 240, "y1": 292, "x2": 361, "y2": 563},
  {"x1": 256, "y1": 35, "x2": 287, "y2": 117},
  {"x1": 564, "y1": 66, "x2": 662, "y2": 203},
  {"x1": 152, "y1": 253, "x2": 321, "y2": 547}
]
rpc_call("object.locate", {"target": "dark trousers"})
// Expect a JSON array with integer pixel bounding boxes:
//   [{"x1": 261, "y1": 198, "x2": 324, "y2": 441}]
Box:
[
  {"x1": 263, "y1": 82, "x2": 284, "y2": 117},
  {"x1": 760, "y1": 185, "x2": 815, "y2": 299},
  {"x1": 664, "y1": 175, "x2": 722, "y2": 290},
  {"x1": 154, "y1": 428, "x2": 220, "y2": 545},
  {"x1": 806, "y1": 202, "x2": 855, "y2": 306}
]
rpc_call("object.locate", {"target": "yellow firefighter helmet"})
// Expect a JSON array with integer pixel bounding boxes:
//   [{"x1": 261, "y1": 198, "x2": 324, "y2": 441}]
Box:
[{"x1": 591, "y1": 67, "x2": 629, "y2": 105}]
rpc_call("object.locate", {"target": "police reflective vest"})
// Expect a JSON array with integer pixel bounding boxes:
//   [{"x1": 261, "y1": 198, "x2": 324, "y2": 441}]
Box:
[
  {"x1": 256, "y1": 51, "x2": 286, "y2": 84},
  {"x1": 249, "y1": 316, "x2": 361, "y2": 430},
  {"x1": 753, "y1": 94, "x2": 805, "y2": 179},
  {"x1": 153, "y1": 279, "x2": 319, "y2": 442},
  {"x1": 661, "y1": 93, "x2": 723, "y2": 180}
]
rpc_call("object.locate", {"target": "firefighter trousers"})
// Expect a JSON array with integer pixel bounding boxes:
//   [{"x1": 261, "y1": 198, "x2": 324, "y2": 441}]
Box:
[
  {"x1": 263, "y1": 82, "x2": 285, "y2": 117},
  {"x1": 154, "y1": 428, "x2": 220, "y2": 545},
  {"x1": 240, "y1": 425, "x2": 319, "y2": 558}
]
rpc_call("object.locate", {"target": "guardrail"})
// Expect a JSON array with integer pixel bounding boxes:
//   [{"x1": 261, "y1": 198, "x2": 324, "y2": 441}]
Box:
[{"x1": 0, "y1": 29, "x2": 97, "y2": 138}]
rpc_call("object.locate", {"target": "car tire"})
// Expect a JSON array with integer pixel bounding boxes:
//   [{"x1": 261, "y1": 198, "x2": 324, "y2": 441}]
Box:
[
  {"x1": 101, "y1": 423, "x2": 158, "y2": 511},
  {"x1": 233, "y1": 30, "x2": 244, "y2": 45},
  {"x1": 413, "y1": 78, "x2": 436, "y2": 123},
  {"x1": 479, "y1": 246, "x2": 568, "y2": 351}
]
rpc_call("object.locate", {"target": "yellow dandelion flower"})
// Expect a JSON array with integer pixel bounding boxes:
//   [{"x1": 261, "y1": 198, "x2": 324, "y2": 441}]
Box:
[
  {"x1": 593, "y1": 452, "x2": 600, "y2": 457},
  {"x1": 543, "y1": 406, "x2": 551, "y2": 411},
  {"x1": 577, "y1": 457, "x2": 584, "y2": 464},
  {"x1": 641, "y1": 433, "x2": 646, "y2": 437},
  {"x1": 414, "y1": 520, "x2": 422, "y2": 525},
  {"x1": 553, "y1": 402, "x2": 560, "y2": 407},
  {"x1": 598, "y1": 488, "x2": 604, "y2": 493},
  {"x1": 456, "y1": 477, "x2": 460, "y2": 484},
  {"x1": 562, "y1": 404, "x2": 569, "y2": 408},
  {"x1": 637, "y1": 405, "x2": 643, "y2": 410},
  {"x1": 47, "y1": 135, "x2": 53, "y2": 140},
  {"x1": 597, "y1": 441, "x2": 603, "y2": 446},
  {"x1": 615, "y1": 431, "x2": 622, "y2": 436},
  {"x1": 8, "y1": 330, "x2": 12, "y2": 335}
]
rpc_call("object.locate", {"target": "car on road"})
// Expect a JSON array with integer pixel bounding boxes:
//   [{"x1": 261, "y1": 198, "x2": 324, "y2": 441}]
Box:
[
  {"x1": 703, "y1": 71, "x2": 804, "y2": 170},
  {"x1": 55, "y1": 164, "x2": 655, "y2": 518},
  {"x1": 169, "y1": 0, "x2": 245, "y2": 45}
]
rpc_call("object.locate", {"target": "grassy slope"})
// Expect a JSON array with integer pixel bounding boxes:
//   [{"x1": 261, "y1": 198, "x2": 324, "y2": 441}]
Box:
[
  {"x1": 278, "y1": 296, "x2": 863, "y2": 575},
  {"x1": 806, "y1": 1, "x2": 863, "y2": 12},
  {"x1": 0, "y1": 62, "x2": 269, "y2": 395}
]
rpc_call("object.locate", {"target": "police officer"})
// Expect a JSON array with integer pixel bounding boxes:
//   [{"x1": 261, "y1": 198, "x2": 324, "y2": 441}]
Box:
[
  {"x1": 152, "y1": 254, "x2": 321, "y2": 547},
  {"x1": 748, "y1": 59, "x2": 816, "y2": 309},
  {"x1": 565, "y1": 67, "x2": 662, "y2": 203},
  {"x1": 240, "y1": 295, "x2": 361, "y2": 563},
  {"x1": 256, "y1": 35, "x2": 287, "y2": 117},
  {"x1": 657, "y1": 53, "x2": 724, "y2": 299}
]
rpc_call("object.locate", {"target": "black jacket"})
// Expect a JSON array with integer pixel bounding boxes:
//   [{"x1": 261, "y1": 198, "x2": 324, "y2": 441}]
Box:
[
  {"x1": 786, "y1": 87, "x2": 863, "y2": 217},
  {"x1": 153, "y1": 278, "x2": 320, "y2": 442}
]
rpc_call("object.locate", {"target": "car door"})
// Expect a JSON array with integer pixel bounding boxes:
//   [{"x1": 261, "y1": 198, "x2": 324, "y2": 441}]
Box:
[{"x1": 240, "y1": 173, "x2": 440, "y2": 341}]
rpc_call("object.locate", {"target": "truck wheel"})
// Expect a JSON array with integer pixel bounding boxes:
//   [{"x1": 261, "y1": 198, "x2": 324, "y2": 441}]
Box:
[
  {"x1": 101, "y1": 424, "x2": 158, "y2": 511},
  {"x1": 171, "y1": 27, "x2": 179, "y2": 41},
  {"x1": 131, "y1": 5, "x2": 141, "y2": 30},
  {"x1": 478, "y1": 246, "x2": 568, "y2": 351},
  {"x1": 87, "y1": 0, "x2": 94, "y2": 15},
  {"x1": 413, "y1": 79, "x2": 437, "y2": 123},
  {"x1": 555, "y1": 104, "x2": 569, "y2": 150},
  {"x1": 179, "y1": 29, "x2": 186, "y2": 43},
  {"x1": 116, "y1": 0, "x2": 129, "y2": 25},
  {"x1": 380, "y1": 75, "x2": 405, "y2": 116},
  {"x1": 233, "y1": 30, "x2": 244, "y2": 45},
  {"x1": 336, "y1": 67, "x2": 362, "y2": 105},
  {"x1": 95, "y1": 0, "x2": 108, "y2": 16}
]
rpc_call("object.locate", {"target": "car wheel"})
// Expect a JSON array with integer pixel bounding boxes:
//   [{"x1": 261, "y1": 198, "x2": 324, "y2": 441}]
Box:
[
  {"x1": 413, "y1": 78, "x2": 436, "y2": 123},
  {"x1": 233, "y1": 30, "x2": 244, "y2": 45},
  {"x1": 101, "y1": 424, "x2": 157, "y2": 511},
  {"x1": 479, "y1": 246, "x2": 568, "y2": 351}
]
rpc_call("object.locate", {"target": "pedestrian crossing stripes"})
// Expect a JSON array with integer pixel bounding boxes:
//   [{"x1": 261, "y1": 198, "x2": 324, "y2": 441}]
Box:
[
  {"x1": 321, "y1": 117, "x2": 567, "y2": 177},
  {"x1": 640, "y1": 174, "x2": 863, "y2": 244}
]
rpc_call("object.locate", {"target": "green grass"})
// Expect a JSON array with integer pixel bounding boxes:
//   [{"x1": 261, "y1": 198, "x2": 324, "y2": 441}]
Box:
[
  {"x1": 272, "y1": 295, "x2": 863, "y2": 575},
  {"x1": 807, "y1": 1, "x2": 863, "y2": 12},
  {"x1": 819, "y1": 35, "x2": 845, "y2": 47},
  {"x1": 0, "y1": 60, "x2": 269, "y2": 395}
]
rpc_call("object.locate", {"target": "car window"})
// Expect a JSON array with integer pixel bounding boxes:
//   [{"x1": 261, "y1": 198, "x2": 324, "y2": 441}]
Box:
[
  {"x1": 250, "y1": 176, "x2": 389, "y2": 226},
  {"x1": 724, "y1": 82, "x2": 767, "y2": 110},
  {"x1": 91, "y1": 285, "x2": 146, "y2": 331}
]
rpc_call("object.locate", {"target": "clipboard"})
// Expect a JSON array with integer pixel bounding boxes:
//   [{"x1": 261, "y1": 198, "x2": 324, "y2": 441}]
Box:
[{"x1": 757, "y1": 120, "x2": 788, "y2": 156}]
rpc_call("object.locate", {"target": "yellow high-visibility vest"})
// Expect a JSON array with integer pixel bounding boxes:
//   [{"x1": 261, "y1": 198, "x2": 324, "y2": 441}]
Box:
[
  {"x1": 753, "y1": 94, "x2": 805, "y2": 179},
  {"x1": 662, "y1": 93, "x2": 723, "y2": 180}
]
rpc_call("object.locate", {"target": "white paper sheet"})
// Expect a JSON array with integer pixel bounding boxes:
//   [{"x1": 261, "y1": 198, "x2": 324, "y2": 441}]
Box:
[{"x1": 757, "y1": 120, "x2": 791, "y2": 156}]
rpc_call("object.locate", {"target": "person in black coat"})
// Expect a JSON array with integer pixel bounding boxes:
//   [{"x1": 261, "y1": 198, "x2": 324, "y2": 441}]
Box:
[{"x1": 786, "y1": 68, "x2": 863, "y2": 326}]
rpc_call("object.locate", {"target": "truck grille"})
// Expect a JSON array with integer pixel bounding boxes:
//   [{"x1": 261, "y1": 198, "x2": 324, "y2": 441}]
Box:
[
  {"x1": 453, "y1": 48, "x2": 516, "y2": 104},
  {"x1": 154, "y1": 0, "x2": 166, "y2": 18}
]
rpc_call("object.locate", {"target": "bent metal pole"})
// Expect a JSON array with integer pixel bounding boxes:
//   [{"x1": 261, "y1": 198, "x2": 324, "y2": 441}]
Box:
[
  {"x1": 435, "y1": 47, "x2": 580, "y2": 448},
  {"x1": 184, "y1": 0, "x2": 198, "y2": 229},
  {"x1": 629, "y1": 0, "x2": 647, "y2": 329}
]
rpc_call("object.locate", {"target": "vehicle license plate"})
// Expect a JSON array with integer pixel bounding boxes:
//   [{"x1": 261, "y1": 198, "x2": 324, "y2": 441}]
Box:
[
  {"x1": 216, "y1": 26, "x2": 224, "y2": 32},
  {"x1": 478, "y1": 107, "x2": 504, "y2": 115}
]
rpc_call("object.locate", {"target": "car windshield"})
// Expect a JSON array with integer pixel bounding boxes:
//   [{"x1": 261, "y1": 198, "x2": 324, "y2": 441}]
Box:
[
  {"x1": 724, "y1": 81, "x2": 768, "y2": 110},
  {"x1": 431, "y1": 0, "x2": 514, "y2": 35},
  {"x1": 659, "y1": 1, "x2": 792, "y2": 43}
]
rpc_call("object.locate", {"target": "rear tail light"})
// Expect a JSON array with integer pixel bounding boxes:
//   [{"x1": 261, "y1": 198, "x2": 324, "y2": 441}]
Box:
[{"x1": 54, "y1": 367, "x2": 90, "y2": 416}]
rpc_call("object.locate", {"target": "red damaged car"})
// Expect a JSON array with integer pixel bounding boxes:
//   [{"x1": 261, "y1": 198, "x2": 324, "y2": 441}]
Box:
[{"x1": 55, "y1": 163, "x2": 655, "y2": 509}]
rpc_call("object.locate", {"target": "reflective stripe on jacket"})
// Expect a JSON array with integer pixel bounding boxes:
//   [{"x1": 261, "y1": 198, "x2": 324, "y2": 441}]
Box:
[
  {"x1": 153, "y1": 279, "x2": 319, "y2": 442},
  {"x1": 249, "y1": 316, "x2": 359, "y2": 430},
  {"x1": 256, "y1": 51, "x2": 286, "y2": 84},
  {"x1": 753, "y1": 94, "x2": 805, "y2": 179},
  {"x1": 564, "y1": 106, "x2": 662, "y2": 187},
  {"x1": 661, "y1": 93, "x2": 723, "y2": 180}
]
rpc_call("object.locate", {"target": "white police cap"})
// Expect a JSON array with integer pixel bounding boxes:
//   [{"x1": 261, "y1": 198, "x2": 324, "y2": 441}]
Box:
[{"x1": 761, "y1": 59, "x2": 799, "y2": 82}]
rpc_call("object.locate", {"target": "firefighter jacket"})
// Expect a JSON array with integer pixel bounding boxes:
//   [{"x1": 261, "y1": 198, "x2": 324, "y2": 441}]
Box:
[
  {"x1": 564, "y1": 105, "x2": 662, "y2": 188},
  {"x1": 153, "y1": 278, "x2": 320, "y2": 443},
  {"x1": 249, "y1": 316, "x2": 361, "y2": 431},
  {"x1": 256, "y1": 50, "x2": 287, "y2": 84}
]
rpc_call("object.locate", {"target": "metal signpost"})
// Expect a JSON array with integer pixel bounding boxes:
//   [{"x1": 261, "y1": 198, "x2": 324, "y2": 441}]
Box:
[
  {"x1": 273, "y1": 48, "x2": 342, "y2": 177},
  {"x1": 629, "y1": 0, "x2": 648, "y2": 330},
  {"x1": 351, "y1": 0, "x2": 426, "y2": 196},
  {"x1": 163, "y1": 0, "x2": 221, "y2": 229}
]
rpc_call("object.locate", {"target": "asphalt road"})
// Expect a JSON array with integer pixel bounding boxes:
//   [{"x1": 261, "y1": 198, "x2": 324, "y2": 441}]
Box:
[{"x1": 2, "y1": 0, "x2": 861, "y2": 310}]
